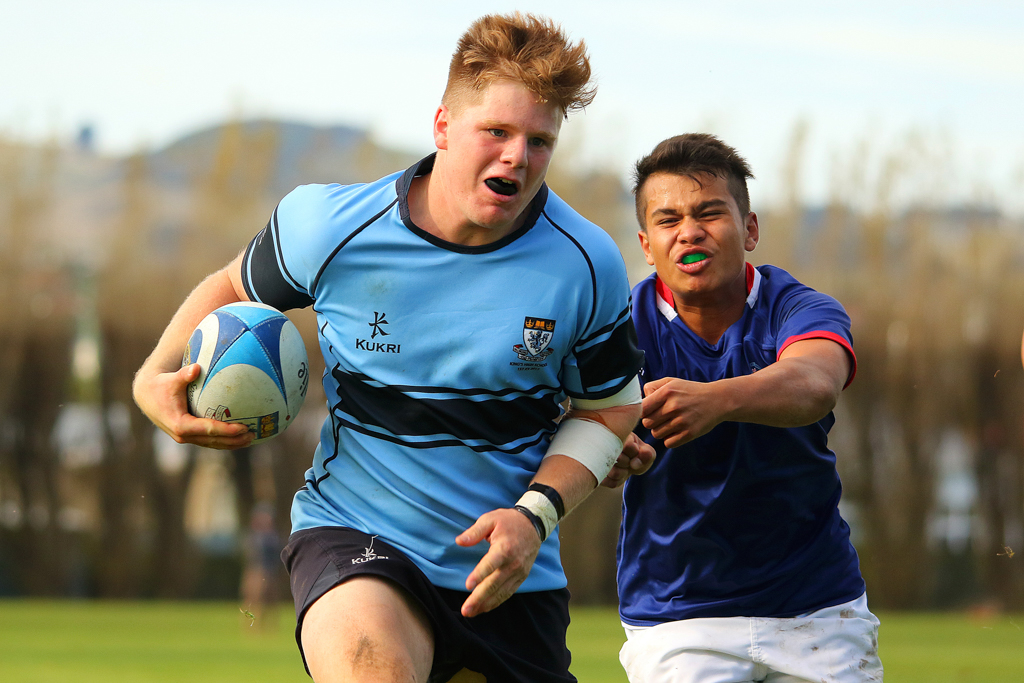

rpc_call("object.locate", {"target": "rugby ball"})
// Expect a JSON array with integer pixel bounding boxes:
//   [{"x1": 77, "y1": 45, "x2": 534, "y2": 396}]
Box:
[{"x1": 182, "y1": 302, "x2": 309, "y2": 442}]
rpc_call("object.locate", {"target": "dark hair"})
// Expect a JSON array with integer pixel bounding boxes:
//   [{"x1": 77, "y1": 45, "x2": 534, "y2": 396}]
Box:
[
  {"x1": 631, "y1": 133, "x2": 754, "y2": 228},
  {"x1": 443, "y1": 13, "x2": 595, "y2": 118}
]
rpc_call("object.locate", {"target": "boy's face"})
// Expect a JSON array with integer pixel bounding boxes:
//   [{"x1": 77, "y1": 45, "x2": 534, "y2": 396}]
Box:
[
  {"x1": 638, "y1": 172, "x2": 758, "y2": 308},
  {"x1": 433, "y1": 80, "x2": 562, "y2": 240}
]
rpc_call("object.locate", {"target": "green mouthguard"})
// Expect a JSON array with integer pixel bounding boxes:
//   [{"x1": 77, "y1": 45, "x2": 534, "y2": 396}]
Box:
[{"x1": 682, "y1": 254, "x2": 707, "y2": 265}]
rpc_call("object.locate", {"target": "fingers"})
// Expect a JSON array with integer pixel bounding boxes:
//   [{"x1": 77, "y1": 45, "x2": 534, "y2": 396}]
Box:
[
  {"x1": 461, "y1": 559, "x2": 526, "y2": 617},
  {"x1": 168, "y1": 364, "x2": 254, "y2": 447},
  {"x1": 139, "y1": 364, "x2": 255, "y2": 450},
  {"x1": 629, "y1": 437, "x2": 657, "y2": 475},
  {"x1": 170, "y1": 415, "x2": 255, "y2": 449},
  {"x1": 640, "y1": 378, "x2": 704, "y2": 444},
  {"x1": 458, "y1": 510, "x2": 539, "y2": 618},
  {"x1": 600, "y1": 464, "x2": 629, "y2": 488},
  {"x1": 455, "y1": 516, "x2": 494, "y2": 550},
  {"x1": 601, "y1": 434, "x2": 657, "y2": 487},
  {"x1": 640, "y1": 379, "x2": 674, "y2": 421},
  {"x1": 178, "y1": 362, "x2": 202, "y2": 384},
  {"x1": 642, "y1": 377, "x2": 672, "y2": 395}
]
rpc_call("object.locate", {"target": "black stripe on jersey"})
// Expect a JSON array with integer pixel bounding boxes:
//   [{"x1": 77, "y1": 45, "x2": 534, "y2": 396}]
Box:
[
  {"x1": 241, "y1": 230, "x2": 261, "y2": 302},
  {"x1": 306, "y1": 404, "x2": 345, "y2": 493},
  {"x1": 311, "y1": 198, "x2": 398, "y2": 294},
  {"x1": 572, "y1": 316, "x2": 644, "y2": 397},
  {"x1": 343, "y1": 371, "x2": 558, "y2": 398},
  {"x1": 312, "y1": 408, "x2": 346, "y2": 492},
  {"x1": 244, "y1": 211, "x2": 315, "y2": 311},
  {"x1": 333, "y1": 413, "x2": 551, "y2": 455},
  {"x1": 542, "y1": 208, "x2": 598, "y2": 337},
  {"x1": 540, "y1": 212, "x2": 644, "y2": 398},
  {"x1": 308, "y1": 320, "x2": 340, "y2": 490},
  {"x1": 272, "y1": 207, "x2": 306, "y2": 293},
  {"x1": 576, "y1": 302, "x2": 632, "y2": 349},
  {"x1": 330, "y1": 367, "x2": 561, "y2": 452}
]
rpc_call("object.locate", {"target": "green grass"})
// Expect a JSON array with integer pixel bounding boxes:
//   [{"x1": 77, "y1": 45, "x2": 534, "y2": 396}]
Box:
[
  {"x1": 0, "y1": 601, "x2": 1021, "y2": 682},
  {"x1": 874, "y1": 611, "x2": 1024, "y2": 682},
  {"x1": 0, "y1": 601, "x2": 306, "y2": 683}
]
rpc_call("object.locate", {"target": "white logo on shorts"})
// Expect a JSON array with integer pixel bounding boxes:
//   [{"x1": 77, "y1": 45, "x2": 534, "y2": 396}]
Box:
[{"x1": 351, "y1": 535, "x2": 389, "y2": 564}]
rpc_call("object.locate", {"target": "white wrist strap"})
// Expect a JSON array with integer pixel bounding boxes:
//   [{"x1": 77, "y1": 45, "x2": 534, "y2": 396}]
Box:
[
  {"x1": 543, "y1": 417, "x2": 624, "y2": 483},
  {"x1": 515, "y1": 490, "x2": 560, "y2": 540}
]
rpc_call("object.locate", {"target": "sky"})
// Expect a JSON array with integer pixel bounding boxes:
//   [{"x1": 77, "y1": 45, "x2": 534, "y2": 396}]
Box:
[{"x1": 3, "y1": 0, "x2": 1023, "y2": 211}]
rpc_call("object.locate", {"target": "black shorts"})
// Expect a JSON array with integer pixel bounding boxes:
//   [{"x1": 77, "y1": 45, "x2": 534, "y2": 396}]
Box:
[{"x1": 282, "y1": 526, "x2": 575, "y2": 683}]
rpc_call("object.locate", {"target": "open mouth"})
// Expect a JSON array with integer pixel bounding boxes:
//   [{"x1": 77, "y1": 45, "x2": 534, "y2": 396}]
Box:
[{"x1": 485, "y1": 177, "x2": 518, "y2": 196}]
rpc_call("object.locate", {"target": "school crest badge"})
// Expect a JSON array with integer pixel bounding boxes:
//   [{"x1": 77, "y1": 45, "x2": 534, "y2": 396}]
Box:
[{"x1": 513, "y1": 317, "x2": 556, "y2": 362}]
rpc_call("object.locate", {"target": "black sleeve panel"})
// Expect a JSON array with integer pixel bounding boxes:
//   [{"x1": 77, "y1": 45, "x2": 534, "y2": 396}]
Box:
[
  {"x1": 243, "y1": 220, "x2": 315, "y2": 311},
  {"x1": 575, "y1": 317, "x2": 645, "y2": 396}
]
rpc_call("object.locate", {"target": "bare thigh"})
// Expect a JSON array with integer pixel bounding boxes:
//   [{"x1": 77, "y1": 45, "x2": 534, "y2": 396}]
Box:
[{"x1": 301, "y1": 575, "x2": 434, "y2": 683}]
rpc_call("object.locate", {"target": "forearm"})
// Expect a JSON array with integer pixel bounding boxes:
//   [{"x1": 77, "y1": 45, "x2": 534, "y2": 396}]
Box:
[
  {"x1": 642, "y1": 339, "x2": 849, "y2": 448},
  {"x1": 532, "y1": 402, "x2": 641, "y2": 512},
  {"x1": 135, "y1": 261, "x2": 245, "y2": 381},
  {"x1": 129, "y1": 255, "x2": 254, "y2": 448},
  {"x1": 711, "y1": 354, "x2": 842, "y2": 428}
]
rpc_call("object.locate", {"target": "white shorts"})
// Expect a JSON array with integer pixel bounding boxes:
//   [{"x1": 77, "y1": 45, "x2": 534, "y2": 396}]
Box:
[{"x1": 619, "y1": 593, "x2": 883, "y2": 683}]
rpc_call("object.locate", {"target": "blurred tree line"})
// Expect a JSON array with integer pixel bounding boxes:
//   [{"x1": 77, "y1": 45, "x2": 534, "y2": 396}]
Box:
[{"x1": 0, "y1": 120, "x2": 1021, "y2": 610}]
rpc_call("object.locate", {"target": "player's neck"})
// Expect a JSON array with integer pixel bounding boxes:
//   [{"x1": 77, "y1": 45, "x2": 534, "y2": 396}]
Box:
[
  {"x1": 408, "y1": 168, "x2": 524, "y2": 247},
  {"x1": 671, "y1": 275, "x2": 748, "y2": 345}
]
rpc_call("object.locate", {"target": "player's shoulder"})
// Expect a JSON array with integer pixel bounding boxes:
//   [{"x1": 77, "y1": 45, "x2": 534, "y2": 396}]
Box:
[
  {"x1": 276, "y1": 171, "x2": 402, "y2": 238},
  {"x1": 280, "y1": 171, "x2": 401, "y2": 217},
  {"x1": 755, "y1": 263, "x2": 804, "y2": 290},
  {"x1": 538, "y1": 187, "x2": 624, "y2": 267},
  {"x1": 755, "y1": 264, "x2": 839, "y2": 305},
  {"x1": 753, "y1": 264, "x2": 850, "y2": 331}
]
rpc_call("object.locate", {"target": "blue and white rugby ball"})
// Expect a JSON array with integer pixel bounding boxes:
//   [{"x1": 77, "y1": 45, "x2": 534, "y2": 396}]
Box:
[{"x1": 183, "y1": 302, "x2": 309, "y2": 442}]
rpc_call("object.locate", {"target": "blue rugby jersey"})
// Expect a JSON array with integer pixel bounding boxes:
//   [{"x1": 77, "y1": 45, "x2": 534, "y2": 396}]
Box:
[
  {"x1": 618, "y1": 264, "x2": 864, "y2": 625},
  {"x1": 241, "y1": 155, "x2": 643, "y2": 591}
]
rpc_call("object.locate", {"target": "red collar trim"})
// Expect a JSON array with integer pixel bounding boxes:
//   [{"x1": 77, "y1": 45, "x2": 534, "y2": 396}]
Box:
[
  {"x1": 655, "y1": 262, "x2": 758, "y2": 319},
  {"x1": 655, "y1": 275, "x2": 675, "y2": 308}
]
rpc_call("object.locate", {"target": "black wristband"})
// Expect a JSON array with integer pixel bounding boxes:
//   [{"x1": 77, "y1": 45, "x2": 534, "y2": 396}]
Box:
[
  {"x1": 528, "y1": 483, "x2": 565, "y2": 520},
  {"x1": 514, "y1": 505, "x2": 546, "y2": 541}
]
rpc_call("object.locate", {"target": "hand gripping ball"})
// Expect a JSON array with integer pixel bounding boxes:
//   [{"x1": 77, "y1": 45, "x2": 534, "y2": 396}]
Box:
[{"x1": 183, "y1": 302, "x2": 309, "y2": 442}]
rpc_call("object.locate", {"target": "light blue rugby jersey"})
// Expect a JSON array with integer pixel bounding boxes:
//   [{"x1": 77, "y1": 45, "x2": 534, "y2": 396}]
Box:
[{"x1": 240, "y1": 155, "x2": 643, "y2": 591}]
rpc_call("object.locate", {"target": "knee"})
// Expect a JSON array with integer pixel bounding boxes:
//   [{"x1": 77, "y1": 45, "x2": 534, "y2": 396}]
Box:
[
  {"x1": 344, "y1": 631, "x2": 420, "y2": 682},
  {"x1": 300, "y1": 577, "x2": 434, "y2": 682}
]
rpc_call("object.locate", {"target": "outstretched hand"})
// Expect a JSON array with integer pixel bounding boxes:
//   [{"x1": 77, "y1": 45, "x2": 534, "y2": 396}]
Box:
[
  {"x1": 456, "y1": 508, "x2": 541, "y2": 618},
  {"x1": 133, "y1": 363, "x2": 254, "y2": 450},
  {"x1": 601, "y1": 432, "x2": 657, "y2": 488},
  {"x1": 640, "y1": 377, "x2": 721, "y2": 448}
]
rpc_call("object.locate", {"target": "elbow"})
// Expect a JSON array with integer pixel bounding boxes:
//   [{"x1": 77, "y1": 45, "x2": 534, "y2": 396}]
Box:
[{"x1": 804, "y1": 377, "x2": 840, "y2": 423}]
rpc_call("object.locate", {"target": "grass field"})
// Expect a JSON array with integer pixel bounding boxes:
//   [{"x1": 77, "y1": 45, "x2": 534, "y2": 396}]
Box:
[{"x1": 0, "y1": 601, "x2": 1022, "y2": 682}]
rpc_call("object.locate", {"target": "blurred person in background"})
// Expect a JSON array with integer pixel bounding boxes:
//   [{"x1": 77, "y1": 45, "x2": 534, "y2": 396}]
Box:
[
  {"x1": 240, "y1": 502, "x2": 282, "y2": 631},
  {"x1": 133, "y1": 13, "x2": 645, "y2": 683},
  {"x1": 606, "y1": 133, "x2": 883, "y2": 683}
]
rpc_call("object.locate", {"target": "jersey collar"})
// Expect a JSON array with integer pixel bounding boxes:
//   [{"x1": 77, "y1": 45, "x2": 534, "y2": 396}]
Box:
[
  {"x1": 396, "y1": 153, "x2": 547, "y2": 254},
  {"x1": 655, "y1": 262, "x2": 762, "y2": 322}
]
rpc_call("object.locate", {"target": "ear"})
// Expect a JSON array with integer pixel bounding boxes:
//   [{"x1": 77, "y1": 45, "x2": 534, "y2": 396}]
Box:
[
  {"x1": 433, "y1": 105, "x2": 450, "y2": 151},
  {"x1": 744, "y1": 211, "x2": 759, "y2": 252},
  {"x1": 638, "y1": 229, "x2": 655, "y2": 266}
]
